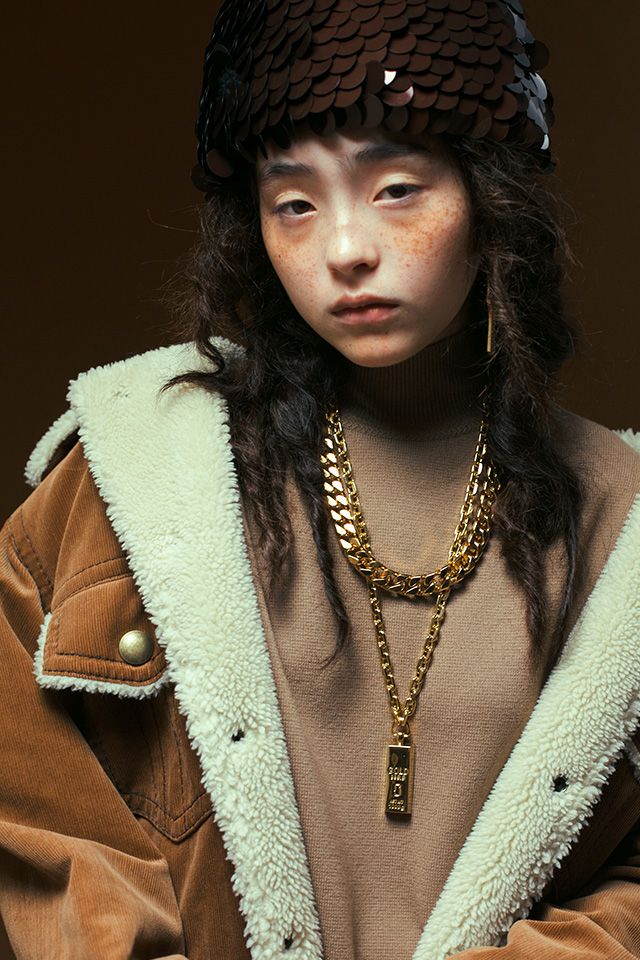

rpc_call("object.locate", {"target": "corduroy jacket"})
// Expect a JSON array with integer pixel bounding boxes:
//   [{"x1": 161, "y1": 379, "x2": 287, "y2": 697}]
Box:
[{"x1": 1, "y1": 340, "x2": 640, "y2": 960}]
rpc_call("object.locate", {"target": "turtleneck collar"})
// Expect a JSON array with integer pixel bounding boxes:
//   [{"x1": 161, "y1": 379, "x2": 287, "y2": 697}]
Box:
[{"x1": 337, "y1": 323, "x2": 488, "y2": 439}]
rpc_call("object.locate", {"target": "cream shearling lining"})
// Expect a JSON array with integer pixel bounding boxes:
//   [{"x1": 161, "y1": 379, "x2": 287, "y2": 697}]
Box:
[
  {"x1": 27, "y1": 341, "x2": 640, "y2": 960},
  {"x1": 25, "y1": 407, "x2": 79, "y2": 488},
  {"x1": 64, "y1": 341, "x2": 322, "y2": 960},
  {"x1": 414, "y1": 487, "x2": 640, "y2": 959}
]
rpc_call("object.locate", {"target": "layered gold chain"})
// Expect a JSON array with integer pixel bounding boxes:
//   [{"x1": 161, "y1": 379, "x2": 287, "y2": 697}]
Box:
[
  {"x1": 321, "y1": 405, "x2": 500, "y2": 816},
  {"x1": 322, "y1": 407, "x2": 499, "y2": 598}
]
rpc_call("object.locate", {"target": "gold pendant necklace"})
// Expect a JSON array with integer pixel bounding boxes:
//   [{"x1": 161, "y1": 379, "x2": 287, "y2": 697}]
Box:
[{"x1": 321, "y1": 406, "x2": 500, "y2": 818}]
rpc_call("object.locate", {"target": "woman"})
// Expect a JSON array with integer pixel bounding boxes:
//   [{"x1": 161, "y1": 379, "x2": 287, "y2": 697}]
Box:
[{"x1": 1, "y1": 1, "x2": 639, "y2": 958}]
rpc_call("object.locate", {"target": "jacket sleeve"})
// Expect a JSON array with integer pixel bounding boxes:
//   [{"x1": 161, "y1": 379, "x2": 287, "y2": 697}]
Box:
[
  {"x1": 449, "y1": 814, "x2": 640, "y2": 958},
  {"x1": 0, "y1": 482, "x2": 188, "y2": 958}
]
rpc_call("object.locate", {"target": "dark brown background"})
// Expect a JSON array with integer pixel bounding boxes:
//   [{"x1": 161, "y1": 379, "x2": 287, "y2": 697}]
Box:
[{"x1": 3, "y1": 3, "x2": 639, "y2": 520}]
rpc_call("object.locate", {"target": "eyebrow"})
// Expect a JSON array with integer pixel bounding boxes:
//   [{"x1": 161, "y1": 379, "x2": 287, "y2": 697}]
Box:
[{"x1": 256, "y1": 142, "x2": 430, "y2": 187}]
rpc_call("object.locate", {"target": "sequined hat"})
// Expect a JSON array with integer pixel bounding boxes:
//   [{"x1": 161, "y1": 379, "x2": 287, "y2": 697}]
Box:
[{"x1": 194, "y1": 0, "x2": 553, "y2": 186}]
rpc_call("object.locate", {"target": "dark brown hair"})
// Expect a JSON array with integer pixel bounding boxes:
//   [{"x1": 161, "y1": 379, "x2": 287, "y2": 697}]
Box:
[{"x1": 168, "y1": 134, "x2": 583, "y2": 674}]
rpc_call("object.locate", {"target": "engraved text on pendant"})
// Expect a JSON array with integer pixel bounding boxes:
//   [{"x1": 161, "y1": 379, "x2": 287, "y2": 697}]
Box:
[{"x1": 385, "y1": 743, "x2": 414, "y2": 818}]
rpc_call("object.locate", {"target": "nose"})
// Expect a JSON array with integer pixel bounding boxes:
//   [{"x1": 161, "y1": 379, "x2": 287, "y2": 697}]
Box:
[{"x1": 325, "y1": 214, "x2": 380, "y2": 278}]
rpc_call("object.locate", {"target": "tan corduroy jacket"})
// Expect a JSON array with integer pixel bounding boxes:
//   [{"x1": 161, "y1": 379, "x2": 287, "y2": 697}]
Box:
[{"x1": 1, "y1": 340, "x2": 640, "y2": 960}]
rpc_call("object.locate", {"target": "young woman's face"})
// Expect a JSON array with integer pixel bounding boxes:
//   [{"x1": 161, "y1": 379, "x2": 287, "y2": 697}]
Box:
[{"x1": 256, "y1": 125, "x2": 478, "y2": 368}]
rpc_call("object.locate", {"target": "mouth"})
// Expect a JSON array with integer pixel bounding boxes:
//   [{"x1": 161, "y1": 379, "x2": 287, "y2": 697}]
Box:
[{"x1": 330, "y1": 296, "x2": 400, "y2": 326}]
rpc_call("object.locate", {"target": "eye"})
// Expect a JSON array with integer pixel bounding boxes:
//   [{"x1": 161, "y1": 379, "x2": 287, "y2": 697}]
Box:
[
  {"x1": 274, "y1": 199, "x2": 315, "y2": 217},
  {"x1": 377, "y1": 183, "x2": 421, "y2": 202}
]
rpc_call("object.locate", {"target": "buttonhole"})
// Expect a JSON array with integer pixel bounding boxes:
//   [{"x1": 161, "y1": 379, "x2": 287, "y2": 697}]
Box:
[
  {"x1": 232, "y1": 729, "x2": 245, "y2": 742},
  {"x1": 553, "y1": 775, "x2": 568, "y2": 792},
  {"x1": 284, "y1": 934, "x2": 294, "y2": 950}
]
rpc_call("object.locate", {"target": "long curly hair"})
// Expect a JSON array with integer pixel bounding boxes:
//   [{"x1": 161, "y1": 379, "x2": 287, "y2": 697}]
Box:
[{"x1": 167, "y1": 134, "x2": 583, "y2": 675}]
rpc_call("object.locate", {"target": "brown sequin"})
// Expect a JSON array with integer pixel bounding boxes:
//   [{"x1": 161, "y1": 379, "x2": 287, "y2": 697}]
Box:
[{"x1": 194, "y1": 0, "x2": 554, "y2": 186}]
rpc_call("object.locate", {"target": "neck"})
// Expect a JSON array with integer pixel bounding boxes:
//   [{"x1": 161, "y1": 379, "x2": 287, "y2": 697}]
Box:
[{"x1": 337, "y1": 324, "x2": 487, "y2": 438}]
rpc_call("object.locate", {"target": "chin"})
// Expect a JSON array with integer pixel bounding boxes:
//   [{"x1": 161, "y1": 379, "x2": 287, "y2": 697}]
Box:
[{"x1": 336, "y1": 332, "x2": 433, "y2": 368}]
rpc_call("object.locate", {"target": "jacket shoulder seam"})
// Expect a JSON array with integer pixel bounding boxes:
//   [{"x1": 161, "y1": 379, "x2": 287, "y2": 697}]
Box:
[
  {"x1": 7, "y1": 516, "x2": 48, "y2": 616},
  {"x1": 16, "y1": 507, "x2": 53, "y2": 597}
]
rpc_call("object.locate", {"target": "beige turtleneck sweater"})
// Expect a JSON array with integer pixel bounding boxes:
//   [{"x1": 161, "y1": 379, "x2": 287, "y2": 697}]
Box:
[{"x1": 241, "y1": 325, "x2": 639, "y2": 960}]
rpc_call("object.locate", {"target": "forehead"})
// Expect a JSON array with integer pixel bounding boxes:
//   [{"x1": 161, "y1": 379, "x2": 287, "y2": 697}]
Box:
[{"x1": 256, "y1": 123, "x2": 441, "y2": 174}]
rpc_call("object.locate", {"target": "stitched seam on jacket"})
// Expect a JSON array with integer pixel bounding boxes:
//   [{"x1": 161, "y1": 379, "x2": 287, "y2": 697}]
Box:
[
  {"x1": 17, "y1": 508, "x2": 53, "y2": 597},
  {"x1": 84, "y1": 727, "x2": 207, "y2": 823},
  {"x1": 55, "y1": 571, "x2": 131, "y2": 607},
  {"x1": 166, "y1": 696, "x2": 187, "y2": 813},
  {"x1": 144, "y1": 704, "x2": 167, "y2": 805},
  {"x1": 82, "y1": 729, "x2": 209, "y2": 836},
  {"x1": 124, "y1": 795, "x2": 212, "y2": 841},
  {"x1": 40, "y1": 665, "x2": 164, "y2": 685},
  {"x1": 55, "y1": 555, "x2": 129, "y2": 595},
  {"x1": 123, "y1": 789, "x2": 210, "y2": 823},
  {"x1": 87, "y1": 727, "x2": 121, "y2": 788},
  {"x1": 7, "y1": 528, "x2": 47, "y2": 617},
  {"x1": 48, "y1": 608, "x2": 164, "y2": 670},
  {"x1": 89, "y1": 715, "x2": 209, "y2": 826}
]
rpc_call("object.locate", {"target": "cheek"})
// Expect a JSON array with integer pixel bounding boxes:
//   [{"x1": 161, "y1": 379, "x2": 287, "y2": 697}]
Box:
[
  {"x1": 261, "y1": 220, "x2": 317, "y2": 305},
  {"x1": 393, "y1": 193, "x2": 473, "y2": 276}
]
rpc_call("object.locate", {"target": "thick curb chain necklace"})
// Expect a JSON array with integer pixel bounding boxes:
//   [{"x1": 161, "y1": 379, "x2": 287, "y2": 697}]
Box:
[{"x1": 321, "y1": 405, "x2": 500, "y2": 818}]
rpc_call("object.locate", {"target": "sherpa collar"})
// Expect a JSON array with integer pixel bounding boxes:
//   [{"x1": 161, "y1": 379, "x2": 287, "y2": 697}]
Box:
[{"x1": 26, "y1": 340, "x2": 640, "y2": 960}]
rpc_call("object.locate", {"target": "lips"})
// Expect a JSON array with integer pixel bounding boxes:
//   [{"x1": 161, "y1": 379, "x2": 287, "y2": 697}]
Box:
[
  {"x1": 330, "y1": 296, "x2": 400, "y2": 327},
  {"x1": 330, "y1": 295, "x2": 399, "y2": 315}
]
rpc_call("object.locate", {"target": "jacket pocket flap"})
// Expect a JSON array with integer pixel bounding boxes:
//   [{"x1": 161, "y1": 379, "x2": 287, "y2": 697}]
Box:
[{"x1": 34, "y1": 569, "x2": 168, "y2": 698}]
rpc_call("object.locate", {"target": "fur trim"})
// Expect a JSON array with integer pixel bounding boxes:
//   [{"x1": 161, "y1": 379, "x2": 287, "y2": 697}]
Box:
[
  {"x1": 618, "y1": 429, "x2": 640, "y2": 784},
  {"x1": 613, "y1": 416, "x2": 640, "y2": 783},
  {"x1": 33, "y1": 612, "x2": 170, "y2": 699},
  {"x1": 616, "y1": 427, "x2": 640, "y2": 453},
  {"x1": 65, "y1": 340, "x2": 323, "y2": 960},
  {"x1": 25, "y1": 408, "x2": 79, "y2": 488},
  {"x1": 414, "y1": 490, "x2": 640, "y2": 960},
  {"x1": 27, "y1": 343, "x2": 639, "y2": 960}
]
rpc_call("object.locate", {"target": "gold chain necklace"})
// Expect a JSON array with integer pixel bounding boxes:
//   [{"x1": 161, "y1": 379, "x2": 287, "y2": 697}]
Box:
[{"x1": 321, "y1": 406, "x2": 500, "y2": 818}]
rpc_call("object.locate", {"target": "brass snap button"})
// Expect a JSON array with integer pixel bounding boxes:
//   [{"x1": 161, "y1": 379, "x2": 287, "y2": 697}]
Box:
[{"x1": 118, "y1": 629, "x2": 154, "y2": 666}]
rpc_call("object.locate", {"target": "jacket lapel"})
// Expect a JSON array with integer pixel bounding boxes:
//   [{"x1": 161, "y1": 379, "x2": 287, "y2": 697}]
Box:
[
  {"x1": 65, "y1": 341, "x2": 324, "y2": 960},
  {"x1": 32, "y1": 341, "x2": 640, "y2": 960},
  {"x1": 414, "y1": 481, "x2": 640, "y2": 959}
]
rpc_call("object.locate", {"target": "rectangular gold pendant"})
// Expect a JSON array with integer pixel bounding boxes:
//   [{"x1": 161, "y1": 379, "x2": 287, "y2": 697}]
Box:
[{"x1": 385, "y1": 743, "x2": 414, "y2": 818}]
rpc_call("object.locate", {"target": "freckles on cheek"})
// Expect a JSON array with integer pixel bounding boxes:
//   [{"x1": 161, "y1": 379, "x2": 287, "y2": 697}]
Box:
[
  {"x1": 263, "y1": 230, "x2": 316, "y2": 306},
  {"x1": 261, "y1": 223, "x2": 285, "y2": 266},
  {"x1": 395, "y1": 221, "x2": 434, "y2": 267},
  {"x1": 394, "y1": 197, "x2": 471, "y2": 265},
  {"x1": 262, "y1": 226, "x2": 291, "y2": 275}
]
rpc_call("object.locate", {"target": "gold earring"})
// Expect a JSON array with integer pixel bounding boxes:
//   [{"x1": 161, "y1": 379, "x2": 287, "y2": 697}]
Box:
[{"x1": 486, "y1": 301, "x2": 494, "y2": 354}]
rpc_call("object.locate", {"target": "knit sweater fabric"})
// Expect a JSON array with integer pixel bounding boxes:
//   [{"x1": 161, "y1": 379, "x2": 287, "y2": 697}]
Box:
[{"x1": 241, "y1": 324, "x2": 638, "y2": 960}]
